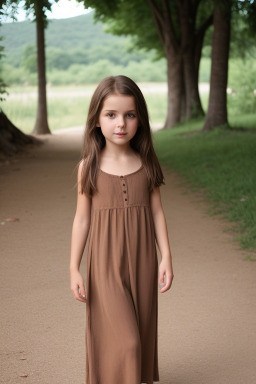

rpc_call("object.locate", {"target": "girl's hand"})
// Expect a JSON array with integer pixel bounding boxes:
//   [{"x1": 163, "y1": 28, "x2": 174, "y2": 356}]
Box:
[
  {"x1": 70, "y1": 269, "x2": 87, "y2": 303},
  {"x1": 158, "y1": 258, "x2": 174, "y2": 293}
]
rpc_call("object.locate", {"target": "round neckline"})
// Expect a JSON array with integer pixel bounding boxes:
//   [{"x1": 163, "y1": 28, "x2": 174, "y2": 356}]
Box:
[{"x1": 98, "y1": 164, "x2": 144, "y2": 177}]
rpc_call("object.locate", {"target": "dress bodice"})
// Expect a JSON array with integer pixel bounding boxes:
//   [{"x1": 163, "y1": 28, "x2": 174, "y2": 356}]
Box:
[{"x1": 91, "y1": 165, "x2": 150, "y2": 210}]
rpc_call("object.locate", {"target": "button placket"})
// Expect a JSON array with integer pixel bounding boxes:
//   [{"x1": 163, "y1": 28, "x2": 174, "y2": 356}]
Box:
[{"x1": 120, "y1": 176, "x2": 128, "y2": 204}]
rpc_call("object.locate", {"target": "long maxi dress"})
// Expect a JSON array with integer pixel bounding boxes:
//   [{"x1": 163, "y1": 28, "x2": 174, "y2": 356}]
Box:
[{"x1": 85, "y1": 163, "x2": 160, "y2": 384}]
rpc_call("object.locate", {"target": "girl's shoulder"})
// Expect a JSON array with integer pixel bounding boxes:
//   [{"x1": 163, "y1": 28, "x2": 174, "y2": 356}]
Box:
[
  {"x1": 78, "y1": 157, "x2": 89, "y2": 170},
  {"x1": 77, "y1": 157, "x2": 90, "y2": 182}
]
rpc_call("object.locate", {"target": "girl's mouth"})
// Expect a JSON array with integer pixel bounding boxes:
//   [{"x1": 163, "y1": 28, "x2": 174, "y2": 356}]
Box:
[{"x1": 115, "y1": 133, "x2": 127, "y2": 136}]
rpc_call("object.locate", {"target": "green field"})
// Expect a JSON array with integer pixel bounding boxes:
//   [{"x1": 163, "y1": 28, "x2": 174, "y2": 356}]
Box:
[
  {"x1": 1, "y1": 84, "x2": 168, "y2": 132},
  {"x1": 154, "y1": 117, "x2": 256, "y2": 255},
  {"x1": 2, "y1": 83, "x2": 209, "y2": 133}
]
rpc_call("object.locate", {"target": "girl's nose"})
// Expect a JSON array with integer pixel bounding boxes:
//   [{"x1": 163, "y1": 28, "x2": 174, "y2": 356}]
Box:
[{"x1": 117, "y1": 116, "x2": 125, "y2": 127}]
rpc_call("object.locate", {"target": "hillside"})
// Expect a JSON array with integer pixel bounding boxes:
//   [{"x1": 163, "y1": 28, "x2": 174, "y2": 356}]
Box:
[
  {"x1": 1, "y1": 12, "x2": 152, "y2": 67},
  {"x1": 2, "y1": 12, "x2": 121, "y2": 50}
]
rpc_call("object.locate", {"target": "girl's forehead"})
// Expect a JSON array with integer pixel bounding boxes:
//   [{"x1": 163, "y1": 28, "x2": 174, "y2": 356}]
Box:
[{"x1": 102, "y1": 93, "x2": 136, "y2": 110}]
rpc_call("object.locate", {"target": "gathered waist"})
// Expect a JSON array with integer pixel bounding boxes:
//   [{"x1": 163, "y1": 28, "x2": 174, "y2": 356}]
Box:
[{"x1": 92, "y1": 203, "x2": 150, "y2": 211}]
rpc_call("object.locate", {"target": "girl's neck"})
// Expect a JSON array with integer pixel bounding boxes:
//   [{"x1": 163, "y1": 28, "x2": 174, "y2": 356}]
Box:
[{"x1": 101, "y1": 142, "x2": 135, "y2": 159}]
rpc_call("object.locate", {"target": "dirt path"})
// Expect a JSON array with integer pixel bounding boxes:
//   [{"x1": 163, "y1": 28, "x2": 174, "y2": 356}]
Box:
[{"x1": 0, "y1": 130, "x2": 255, "y2": 384}]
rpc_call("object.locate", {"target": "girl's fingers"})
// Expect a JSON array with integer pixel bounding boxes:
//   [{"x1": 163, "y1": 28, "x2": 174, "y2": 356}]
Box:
[
  {"x1": 72, "y1": 284, "x2": 80, "y2": 299},
  {"x1": 79, "y1": 285, "x2": 86, "y2": 297},
  {"x1": 79, "y1": 286, "x2": 87, "y2": 301},
  {"x1": 159, "y1": 272, "x2": 174, "y2": 292},
  {"x1": 158, "y1": 272, "x2": 165, "y2": 290},
  {"x1": 158, "y1": 271, "x2": 165, "y2": 284},
  {"x1": 71, "y1": 283, "x2": 87, "y2": 303}
]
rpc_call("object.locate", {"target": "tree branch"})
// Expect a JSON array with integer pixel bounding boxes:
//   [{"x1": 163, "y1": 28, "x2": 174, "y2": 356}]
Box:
[
  {"x1": 146, "y1": 0, "x2": 165, "y2": 44},
  {"x1": 162, "y1": 0, "x2": 179, "y2": 51},
  {"x1": 173, "y1": 0, "x2": 183, "y2": 10},
  {"x1": 194, "y1": 0, "x2": 203, "y2": 9},
  {"x1": 146, "y1": 0, "x2": 164, "y2": 25},
  {"x1": 196, "y1": 12, "x2": 214, "y2": 38}
]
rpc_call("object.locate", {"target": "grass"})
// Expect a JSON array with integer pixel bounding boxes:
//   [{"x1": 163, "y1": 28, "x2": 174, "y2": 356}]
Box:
[
  {"x1": 1, "y1": 84, "x2": 209, "y2": 133},
  {"x1": 2, "y1": 85, "x2": 94, "y2": 133},
  {"x1": 1, "y1": 84, "x2": 168, "y2": 133},
  {"x1": 229, "y1": 113, "x2": 256, "y2": 130},
  {"x1": 153, "y1": 118, "x2": 256, "y2": 253}
]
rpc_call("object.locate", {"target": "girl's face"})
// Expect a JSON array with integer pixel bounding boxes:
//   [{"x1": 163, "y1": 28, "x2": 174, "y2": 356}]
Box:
[{"x1": 97, "y1": 93, "x2": 138, "y2": 147}]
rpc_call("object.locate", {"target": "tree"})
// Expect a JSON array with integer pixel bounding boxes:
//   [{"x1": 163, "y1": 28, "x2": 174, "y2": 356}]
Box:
[
  {"x1": 2, "y1": 1, "x2": 60, "y2": 134},
  {"x1": 203, "y1": 0, "x2": 231, "y2": 131},
  {"x1": 0, "y1": 1, "x2": 40, "y2": 157},
  {"x1": 79, "y1": 0, "x2": 213, "y2": 128},
  {"x1": 24, "y1": 0, "x2": 53, "y2": 134},
  {"x1": 0, "y1": 109, "x2": 41, "y2": 158},
  {"x1": 146, "y1": 0, "x2": 212, "y2": 126}
]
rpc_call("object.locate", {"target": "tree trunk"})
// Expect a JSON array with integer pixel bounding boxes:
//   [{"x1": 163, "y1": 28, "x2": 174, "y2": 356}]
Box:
[
  {"x1": 194, "y1": 14, "x2": 214, "y2": 100},
  {"x1": 180, "y1": 69, "x2": 187, "y2": 121},
  {"x1": 32, "y1": 1, "x2": 50, "y2": 134},
  {"x1": 203, "y1": 1, "x2": 231, "y2": 131},
  {"x1": 0, "y1": 110, "x2": 42, "y2": 158},
  {"x1": 183, "y1": 51, "x2": 204, "y2": 118},
  {"x1": 194, "y1": 28, "x2": 206, "y2": 86},
  {"x1": 163, "y1": 51, "x2": 183, "y2": 129},
  {"x1": 179, "y1": 0, "x2": 204, "y2": 119},
  {"x1": 147, "y1": 0, "x2": 212, "y2": 128}
]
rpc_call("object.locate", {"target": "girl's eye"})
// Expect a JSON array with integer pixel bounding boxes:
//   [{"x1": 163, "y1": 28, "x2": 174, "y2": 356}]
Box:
[
  {"x1": 127, "y1": 113, "x2": 136, "y2": 118},
  {"x1": 107, "y1": 113, "x2": 115, "y2": 118}
]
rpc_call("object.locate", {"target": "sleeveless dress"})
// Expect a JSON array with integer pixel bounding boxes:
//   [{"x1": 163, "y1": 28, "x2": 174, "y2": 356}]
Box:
[{"x1": 85, "y1": 163, "x2": 160, "y2": 384}]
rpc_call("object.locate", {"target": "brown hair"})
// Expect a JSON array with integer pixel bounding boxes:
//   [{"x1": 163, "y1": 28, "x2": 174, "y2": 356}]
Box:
[{"x1": 76, "y1": 75, "x2": 165, "y2": 197}]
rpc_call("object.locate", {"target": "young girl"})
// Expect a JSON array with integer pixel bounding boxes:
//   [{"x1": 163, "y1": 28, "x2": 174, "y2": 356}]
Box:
[{"x1": 69, "y1": 75, "x2": 174, "y2": 384}]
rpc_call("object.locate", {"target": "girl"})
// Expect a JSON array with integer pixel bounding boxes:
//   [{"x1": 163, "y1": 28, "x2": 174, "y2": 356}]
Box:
[{"x1": 69, "y1": 75, "x2": 174, "y2": 384}]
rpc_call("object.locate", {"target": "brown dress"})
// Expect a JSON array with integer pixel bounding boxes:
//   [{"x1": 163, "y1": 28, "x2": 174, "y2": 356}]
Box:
[{"x1": 85, "y1": 163, "x2": 159, "y2": 384}]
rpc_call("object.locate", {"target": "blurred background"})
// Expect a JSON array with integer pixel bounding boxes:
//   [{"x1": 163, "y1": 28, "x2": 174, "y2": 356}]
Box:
[{"x1": 1, "y1": 0, "x2": 255, "y2": 133}]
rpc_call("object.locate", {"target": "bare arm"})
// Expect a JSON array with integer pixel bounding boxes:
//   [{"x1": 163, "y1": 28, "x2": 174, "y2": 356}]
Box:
[
  {"x1": 69, "y1": 160, "x2": 92, "y2": 303},
  {"x1": 150, "y1": 186, "x2": 174, "y2": 293}
]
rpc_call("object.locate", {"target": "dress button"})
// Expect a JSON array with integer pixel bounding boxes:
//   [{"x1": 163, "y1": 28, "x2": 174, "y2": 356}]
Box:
[
  {"x1": 120, "y1": 176, "x2": 123, "y2": 178},
  {"x1": 123, "y1": 191, "x2": 126, "y2": 193},
  {"x1": 123, "y1": 184, "x2": 125, "y2": 186},
  {"x1": 125, "y1": 198, "x2": 128, "y2": 201}
]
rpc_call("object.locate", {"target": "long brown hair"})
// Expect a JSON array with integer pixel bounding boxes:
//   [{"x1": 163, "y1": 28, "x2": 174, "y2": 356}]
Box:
[{"x1": 76, "y1": 75, "x2": 165, "y2": 197}]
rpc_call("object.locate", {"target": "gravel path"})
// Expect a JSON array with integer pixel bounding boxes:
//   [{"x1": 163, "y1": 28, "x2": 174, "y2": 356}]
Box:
[{"x1": 0, "y1": 129, "x2": 255, "y2": 384}]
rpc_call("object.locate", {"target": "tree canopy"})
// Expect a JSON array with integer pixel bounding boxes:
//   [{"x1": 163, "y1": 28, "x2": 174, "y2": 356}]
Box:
[
  {"x1": 79, "y1": 0, "x2": 215, "y2": 126},
  {"x1": 78, "y1": 0, "x2": 256, "y2": 129}
]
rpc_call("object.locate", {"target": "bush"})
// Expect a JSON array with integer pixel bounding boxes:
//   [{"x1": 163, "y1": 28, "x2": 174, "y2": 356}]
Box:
[
  {"x1": 47, "y1": 59, "x2": 166, "y2": 85},
  {"x1": 228, "y1": 58, "x2": 256, "y2": 114}
]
